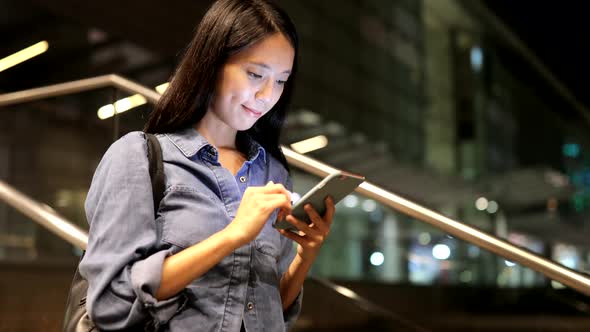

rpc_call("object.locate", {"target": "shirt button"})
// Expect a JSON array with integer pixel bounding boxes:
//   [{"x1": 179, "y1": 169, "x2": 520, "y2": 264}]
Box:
[
  {"x1": 247, "y1": 302, "x2": 254, "y2": 310},
  {"x1": 239, "y1": 176, "x2": 247, "y2": 183}
]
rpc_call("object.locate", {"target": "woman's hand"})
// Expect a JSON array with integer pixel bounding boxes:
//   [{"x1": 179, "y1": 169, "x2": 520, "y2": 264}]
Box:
[
  {"x1": 277, "y1": 196, "x2": 335, "y2": 262},
  {"x1": 225, "y1": 181, "x2": 292, "y2": 246}
]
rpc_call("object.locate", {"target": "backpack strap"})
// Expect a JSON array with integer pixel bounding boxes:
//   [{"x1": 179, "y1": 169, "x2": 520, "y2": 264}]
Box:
[
  {"x1": 145, "y1": 133, "x2": 165, "y2": 217},
  {"x1": 63, "y1": 133, "x2": 167, "y2": 332}
]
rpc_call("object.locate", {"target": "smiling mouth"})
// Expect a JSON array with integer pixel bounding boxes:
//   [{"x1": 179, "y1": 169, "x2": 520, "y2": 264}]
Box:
[{"x1": 242, "y1": 105, "x2": 263, "y2": 117}]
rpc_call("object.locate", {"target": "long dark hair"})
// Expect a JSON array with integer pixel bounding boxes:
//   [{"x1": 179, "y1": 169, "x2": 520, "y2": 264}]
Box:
[{"x1": 144, "y1": 0, "x2": 298, "y2": 170}]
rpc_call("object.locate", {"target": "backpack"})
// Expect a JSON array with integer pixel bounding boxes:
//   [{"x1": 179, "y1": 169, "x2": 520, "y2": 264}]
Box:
[{"x1": 62, "y1": 133, "x2": 166, "y2": 332}]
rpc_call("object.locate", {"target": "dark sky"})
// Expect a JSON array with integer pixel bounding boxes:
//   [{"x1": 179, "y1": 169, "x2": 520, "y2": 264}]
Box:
[{"x1": 483, "y1": 1, "x2": 590, "y2": 109}]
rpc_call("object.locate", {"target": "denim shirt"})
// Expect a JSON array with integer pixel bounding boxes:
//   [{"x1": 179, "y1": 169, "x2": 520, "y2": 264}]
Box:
[{"x1": 80, "y1": 128, "x2": 302, "y2": 331}]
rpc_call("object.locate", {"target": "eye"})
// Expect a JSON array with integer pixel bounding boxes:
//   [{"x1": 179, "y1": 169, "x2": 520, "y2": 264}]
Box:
[
  {"x1": 277, "y1": 79, "x2": 288, "y2": 86},
  {"x1": 247, "y1": 71, "x2": 263, "y2": 79}
]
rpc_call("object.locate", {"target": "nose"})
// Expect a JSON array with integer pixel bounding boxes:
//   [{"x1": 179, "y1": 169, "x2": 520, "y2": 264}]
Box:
[{"x1": 255, "y1": 79, "x2": 273, "y2": 104}]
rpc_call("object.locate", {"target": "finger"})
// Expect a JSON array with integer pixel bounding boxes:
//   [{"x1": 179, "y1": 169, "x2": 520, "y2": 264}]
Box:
[
  {"x1": 265, "y1": 198, "x2": 291, "y2": 216},
  {"x1": 285, "y1": 215, "x2": 320, "y2": 236},
  {"x1": 323, "y1": 196, "x2": 336, "y2": 227},
  {"x1": 277, "y1": 228, "x2": 309, "y2": 245},
  {"x1": 261, "y1": 193, "x2": 291, "y2": 201},
  {"x1": 268, "y1": 189, "x2": 292, "y2": 203},
  {"x1": 263, "y1": 183, "x2": 291, "y2": 196},
  {"x1": 304, "y1": 204, "x2": 327, "y2": 233},
  {"x1": 261, "y1": 181, "x2": 289, "y2": 195},
  {"x1": 276, "y1": 205, "x2": 292, "y2": 221},
  {"x1": 262, "y1": 194, "x2": 292, "y2": 208},
  {"x1": 262, "y1": 187, "x2": 292, "y2": 207},
  {"x1": 265, "y1": 196, "x2": 293, "y2": 212},
  {"x1": 277, "y1": 209, "x2": 284, "y2": 221}
]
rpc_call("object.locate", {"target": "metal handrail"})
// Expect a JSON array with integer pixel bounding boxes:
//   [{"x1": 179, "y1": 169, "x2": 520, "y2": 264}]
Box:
[
  {"x1": 282, "y1": 148, "x2": 590, "y2": 295},
  {"x1": 0, "y1": 181, "x2": 88, "y2": 250},
  {"x1": 0, "y1": 74, "x2": 160, "y2": 106},
  {"x1": 1, "y1": 76, "x2": 590, "y2": 297}
]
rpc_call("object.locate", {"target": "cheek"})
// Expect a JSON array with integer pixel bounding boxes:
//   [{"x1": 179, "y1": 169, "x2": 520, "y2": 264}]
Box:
[
  {"x1": 217, "y1": 67, "x2": 250, "y2": 102},
  {"x1": 271, "y1": 86, "x2": 285, "y2": 105},
  {"x1": 229, "y1": 78, "x2": 255, "y2": 103}
]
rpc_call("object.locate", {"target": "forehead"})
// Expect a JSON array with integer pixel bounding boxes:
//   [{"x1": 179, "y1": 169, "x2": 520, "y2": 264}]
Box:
[{"x1": 228, "y1": 33, "x2": 294, "y2": 72}]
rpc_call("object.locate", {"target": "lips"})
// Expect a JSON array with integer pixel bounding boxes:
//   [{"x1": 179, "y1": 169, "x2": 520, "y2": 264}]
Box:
[{"x1": 242, "y1": 105, "x2": 263, "y2": 118}]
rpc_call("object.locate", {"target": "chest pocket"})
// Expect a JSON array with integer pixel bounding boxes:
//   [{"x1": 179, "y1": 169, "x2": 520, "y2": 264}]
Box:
[
  {"x1": 159, "y1": 186, "x2": 230, "y2": 250},
  {"x1": 254, "y1": 210, "x2": 281, "y2": 260}
]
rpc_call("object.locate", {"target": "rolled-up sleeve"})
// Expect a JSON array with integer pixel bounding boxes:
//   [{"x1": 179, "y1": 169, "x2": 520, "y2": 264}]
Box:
[
  {"x1": 278, "y1": 175, "x2": 303, "y2": 330},
  {"x1": 278, "y1": 235, "x2": 303, "y2": 330},
  {"x1": 79, "y1": 132, "x2": 184, "y2": 330}
]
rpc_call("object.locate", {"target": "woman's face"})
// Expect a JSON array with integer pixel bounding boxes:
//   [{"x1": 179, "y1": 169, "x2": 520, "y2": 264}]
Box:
[{"x1": 209, "y1": 32, "x2": 295, "y2": 131}]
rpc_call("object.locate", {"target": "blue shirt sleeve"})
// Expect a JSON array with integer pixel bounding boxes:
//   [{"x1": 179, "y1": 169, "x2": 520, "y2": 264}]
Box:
[
  {"x1": 278, "y1": 175, "x2": 303, "y2": 330},
  {"x1": 79, "y1": 132, "x2": 184, "y2": 330}
]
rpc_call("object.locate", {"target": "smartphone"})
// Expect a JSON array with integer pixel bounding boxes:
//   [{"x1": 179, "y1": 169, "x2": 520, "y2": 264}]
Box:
[{"x1": 273, "y1": 170, "x2": 365, "y2": 233}]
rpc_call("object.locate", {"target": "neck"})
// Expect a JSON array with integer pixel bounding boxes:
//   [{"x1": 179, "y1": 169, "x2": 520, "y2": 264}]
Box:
[{"x1": 195, "y1": 111, "x2": 237, "y2": 149}]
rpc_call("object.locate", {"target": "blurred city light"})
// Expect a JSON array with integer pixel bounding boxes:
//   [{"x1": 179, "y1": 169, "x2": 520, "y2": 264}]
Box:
[
  {"x1": 155, "y1": 82, "x2": 170, "y2": 94},
  {"x1": 475, "y1": 197, "x2": 488, "y2": 211},
  {"x1": 486, "y1": 200, "x2": 499, "y2": 214},
  {"x1": 370, "y1": 251, "x2": 385, "y2": 266},
  {"x1": 544, "y1": 170, "x2": 570, "y2": 188},
  {"x1": 97, "y1": 94, "x2": 147, "y2": 119},
  {"x1": 0, "y1": 41, "x2": 49, "y2": 73},
  {"x1": 361, "y1": 199, "x2": 377, "y2": 212},
  {"x1": 470, "y1": 46, "x2": 483, "y2": 72},
  {"x1": 551, "y1": 281, "x2": 566, "y2": 289},
  {"x1": 343, "y1": 195, "x2": 359, "y2": 208},
  {"x1": 432, "y1": 244, "x2": 451, "y2": 260},
  {"x1": 332, "y1": 285, "x2": 362, "y2": 301},
  {"x1": 418, "y1": 232, "x2": 431, "y2": 245},
  {"x1": 562, "y1": 143, "x2": 580, "y2": 158},
  {"x1": 98, "y1": 81, "x2": 169, "y2": 120},
  {"x1": 290, "y1": 135, "x2": 328, "y2": 154}
]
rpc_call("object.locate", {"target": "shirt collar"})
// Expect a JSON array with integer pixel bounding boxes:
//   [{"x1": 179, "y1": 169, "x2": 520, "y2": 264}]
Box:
[
  {"x1": 165, "y1": 127, "x2": 210, "y2": 158},
  {"x1": 165, "y1": 127, "x2": 267, "y2": 163},
  {"x1": 237, "y1": 131, "x2": 267, "y2": 164}
]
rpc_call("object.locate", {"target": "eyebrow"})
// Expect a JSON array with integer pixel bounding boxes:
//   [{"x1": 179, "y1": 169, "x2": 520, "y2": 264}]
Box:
[{"x1": 248, "y1": 62, "x2": 292, "y2": 74}]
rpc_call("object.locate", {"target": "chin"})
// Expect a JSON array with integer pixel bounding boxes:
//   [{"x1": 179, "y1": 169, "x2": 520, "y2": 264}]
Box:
[{"x1": 235, "y1": 122, "x2": 256, "y2": 131}]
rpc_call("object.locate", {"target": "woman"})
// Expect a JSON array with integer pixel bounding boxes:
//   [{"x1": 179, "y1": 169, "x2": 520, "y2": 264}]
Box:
[{"x1": 79, "y1": 0, "x2": 335, "y2": 331}]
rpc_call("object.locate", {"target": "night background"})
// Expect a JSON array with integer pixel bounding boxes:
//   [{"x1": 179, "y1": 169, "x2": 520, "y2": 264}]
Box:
[{"x1": 485, "y1": 0, "x2": 590, "y2": 108}]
